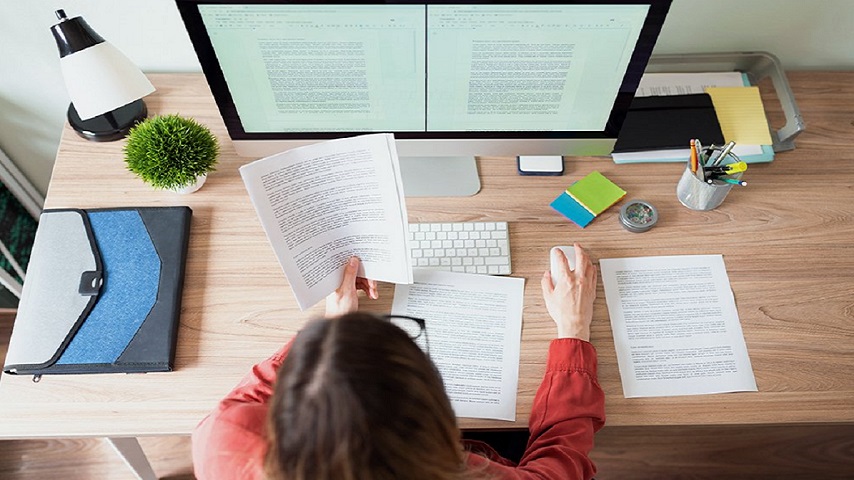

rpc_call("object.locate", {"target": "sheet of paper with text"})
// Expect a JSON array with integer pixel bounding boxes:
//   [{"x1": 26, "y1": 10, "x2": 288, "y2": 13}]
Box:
[
  {"x1": 600, "y1": 255, "x2": 757, "y2": 398},
  {"x1": 391, "y1": 270, "x2": 525, "y2": 421}
]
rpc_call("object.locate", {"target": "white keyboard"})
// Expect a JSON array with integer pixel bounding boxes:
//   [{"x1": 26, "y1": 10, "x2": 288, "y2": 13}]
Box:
[{"x1": 407, "y1": 221, "x2": 511, "y2": 275}]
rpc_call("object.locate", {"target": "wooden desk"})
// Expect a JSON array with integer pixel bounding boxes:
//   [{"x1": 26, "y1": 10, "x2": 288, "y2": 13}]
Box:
[{"x1": 1, "y1": 72, "x2": 852, "y2": 471}]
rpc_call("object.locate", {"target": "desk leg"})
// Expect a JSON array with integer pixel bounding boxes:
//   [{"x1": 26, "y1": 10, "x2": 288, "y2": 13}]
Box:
[{"x1": 107, "y1": 437, "x2": 158, "y2": 480}]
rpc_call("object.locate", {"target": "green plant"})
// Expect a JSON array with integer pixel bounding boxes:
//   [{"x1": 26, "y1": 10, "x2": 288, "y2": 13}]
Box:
[{"x1": 124, "y1": 114, "x2": 219, "y2": 190}]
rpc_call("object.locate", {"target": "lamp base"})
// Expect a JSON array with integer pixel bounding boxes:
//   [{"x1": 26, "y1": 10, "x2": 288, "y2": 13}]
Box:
[{"x1": 68, "y1": 99, "x2": 148, "y2": 142}]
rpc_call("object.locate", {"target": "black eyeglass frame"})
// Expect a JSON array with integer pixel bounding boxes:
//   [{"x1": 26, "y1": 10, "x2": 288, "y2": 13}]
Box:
[{"x1": 380, "y1": 314, "x2": 429, "y2": 354}]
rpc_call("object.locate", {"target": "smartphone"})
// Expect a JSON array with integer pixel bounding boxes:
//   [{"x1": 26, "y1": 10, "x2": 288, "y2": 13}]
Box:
[{"x1": 517, "y1": 155, "x2": 564, "y2": 176}]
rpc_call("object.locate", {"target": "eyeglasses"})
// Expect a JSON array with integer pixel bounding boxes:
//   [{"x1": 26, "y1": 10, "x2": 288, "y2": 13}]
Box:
[{"x1": 381, "y1": 315, "x2": 429, "y2": 353}]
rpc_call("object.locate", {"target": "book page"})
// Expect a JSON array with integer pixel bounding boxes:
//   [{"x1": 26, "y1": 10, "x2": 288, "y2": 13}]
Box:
[
  {"x1": 391, "y1": 270, "x2": 525, "y2": 421},
  {"x1": 240, "y1": 133, "x2": 412, "y2": 310},
  {"x1": 600, "y1": 255, "x2": 757, "y2": 398}
]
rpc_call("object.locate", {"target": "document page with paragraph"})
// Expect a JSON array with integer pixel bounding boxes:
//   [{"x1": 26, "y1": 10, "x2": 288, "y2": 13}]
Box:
[
  {"x1": 240, "y1": 133, "x2": 412, "y2": 310},
  {"x1": 600, "y1": 255, "x2": 757, "y2": 398},
  {"x1": 391, "y1": 269, "x2": 525, "y2": 421}
]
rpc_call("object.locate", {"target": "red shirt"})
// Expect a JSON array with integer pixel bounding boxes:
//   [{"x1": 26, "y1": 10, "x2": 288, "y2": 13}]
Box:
[{"x1": 192, "y1": 337, "x2": 605, "y2": 479}]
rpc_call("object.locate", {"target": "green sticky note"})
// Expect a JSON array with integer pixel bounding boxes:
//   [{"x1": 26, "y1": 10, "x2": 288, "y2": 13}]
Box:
[{"x1": 566, "y1": 171, "x2": 626, "y2": 215}]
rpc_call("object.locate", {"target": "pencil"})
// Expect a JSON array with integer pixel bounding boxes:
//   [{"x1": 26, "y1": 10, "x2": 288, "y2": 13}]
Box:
[{"x1": 690, "y1": 139, "x2": 698, "y2": 174}]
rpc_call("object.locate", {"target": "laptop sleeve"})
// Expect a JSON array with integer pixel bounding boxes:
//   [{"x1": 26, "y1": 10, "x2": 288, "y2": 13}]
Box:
[
  {"x1": 3, "y1": 206, "x2": 192, "y2": 376},
  {"x1": 612, "y1": 93, "x2": 726, "y2": 153}
]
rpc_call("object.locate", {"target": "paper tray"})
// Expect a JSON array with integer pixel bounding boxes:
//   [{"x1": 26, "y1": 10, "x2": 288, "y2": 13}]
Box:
[{"x1": 645, "y1": 51, "x2": 805, "y2": 152}]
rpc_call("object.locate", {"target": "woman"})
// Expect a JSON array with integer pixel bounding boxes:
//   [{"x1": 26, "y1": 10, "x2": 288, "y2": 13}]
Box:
[{"x1": 193, "y1": 244, "x2": 604, "y2": 479}]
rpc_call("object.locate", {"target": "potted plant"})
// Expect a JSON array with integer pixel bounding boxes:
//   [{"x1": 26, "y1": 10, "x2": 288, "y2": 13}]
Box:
[{"x1": 124, "y1": 114, "x2": 219, "y2": 193}]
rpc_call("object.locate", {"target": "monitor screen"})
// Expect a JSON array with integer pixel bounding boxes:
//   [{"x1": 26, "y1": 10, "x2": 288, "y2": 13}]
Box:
[{"x1": 176, "y1": 1, "x2": 671, "y2": 194}]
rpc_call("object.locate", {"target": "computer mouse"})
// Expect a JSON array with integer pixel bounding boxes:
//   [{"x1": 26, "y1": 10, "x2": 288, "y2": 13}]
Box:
[{"x1": 550, "y1": 246, "x2": 576, "y2": 279}]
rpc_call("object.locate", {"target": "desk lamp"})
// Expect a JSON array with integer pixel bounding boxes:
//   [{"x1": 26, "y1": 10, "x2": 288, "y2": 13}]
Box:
[{"x1": 50, "y1": 9, "x2": 155, "y2": 142}]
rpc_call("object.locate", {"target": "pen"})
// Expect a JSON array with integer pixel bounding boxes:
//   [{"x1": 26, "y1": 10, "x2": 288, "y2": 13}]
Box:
[
  {"x1": 705, "y1": 161, "x2": 748, "y2": 175},
  {"x1": 711, "y1": 140, "x2": 736, "y2": 166},
  {"x1": 694, "y1": 138, "x2": 705, "y2": 166},
  {"x1": 703, "y1": 144, "x2": 715, "y2": 164},
  {"x1": 707, "y1": 178, "x2": 748, "y2": 187}
]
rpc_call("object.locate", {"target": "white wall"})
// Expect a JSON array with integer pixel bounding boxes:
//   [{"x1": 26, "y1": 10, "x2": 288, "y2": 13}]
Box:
[{"x1": 2, "y1": 0, "x2": 853, "y2": 195}]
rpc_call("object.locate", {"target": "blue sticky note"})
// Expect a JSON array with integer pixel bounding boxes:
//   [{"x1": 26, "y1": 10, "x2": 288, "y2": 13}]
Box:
[{"x1": 550, "y1": 191, "x2": 595, "y2": 228}]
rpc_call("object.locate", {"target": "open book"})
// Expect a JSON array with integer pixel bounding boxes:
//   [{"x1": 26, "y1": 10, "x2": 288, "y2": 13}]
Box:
[{"x1": 240, "y1": 133, "x2": 413, "y2": 310}]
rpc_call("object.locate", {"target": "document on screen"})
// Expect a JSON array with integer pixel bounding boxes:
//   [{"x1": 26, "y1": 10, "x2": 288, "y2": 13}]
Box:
[
  {"x1": 240, "y1": 133, "x2": 412, "y2": 310},
  {"x1": 391, "y1": 269, "x2": 525, "y2": 421},
  {"x1": 600, "y1": 255, "x2": 757, "y2": 398}
]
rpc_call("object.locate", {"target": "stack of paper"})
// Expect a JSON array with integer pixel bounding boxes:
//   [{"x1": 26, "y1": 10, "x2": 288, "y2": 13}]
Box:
[
  {"x1": 550, "y1": 171, "x2": 626, "y2": 228},
  {"x1": 612, "y1": 72, "x2": 775, "y2": 164}
]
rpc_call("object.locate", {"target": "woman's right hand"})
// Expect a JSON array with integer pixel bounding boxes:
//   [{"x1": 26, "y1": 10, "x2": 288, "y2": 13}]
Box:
[
  {"x1": 540, "y1": 243, "x2": 597, "y2": 341},
  {"x1": 325, "y1": 256, "x2": 378, "y2": 318}
]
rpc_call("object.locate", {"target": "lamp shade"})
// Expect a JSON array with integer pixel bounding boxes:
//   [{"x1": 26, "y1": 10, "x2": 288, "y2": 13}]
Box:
[
  {"x1": 58, "y1": 42, "x2": 155, "y2": 120},
  {"x1": 51, "y1": 10, "x2": 154, "y2": 121}
]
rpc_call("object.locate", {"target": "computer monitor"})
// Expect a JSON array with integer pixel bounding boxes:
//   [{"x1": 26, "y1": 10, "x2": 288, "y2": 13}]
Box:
[{"x1": 176, "y1": 1, "x2": 671, "y2": 196}]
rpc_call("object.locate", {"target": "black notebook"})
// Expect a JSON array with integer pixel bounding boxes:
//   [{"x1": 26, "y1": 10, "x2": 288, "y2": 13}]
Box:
[
  {"x1": 3, "y1": 206, "x2": 192, "y2": 376},
  {"x1": 612, "y1": 93, "x2": 725, "y2": 153}
]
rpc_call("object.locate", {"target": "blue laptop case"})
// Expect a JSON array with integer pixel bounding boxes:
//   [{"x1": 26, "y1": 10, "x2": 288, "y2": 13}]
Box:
[{"x1": 3, "y1": 206, "x2": 191, "y2": 376}]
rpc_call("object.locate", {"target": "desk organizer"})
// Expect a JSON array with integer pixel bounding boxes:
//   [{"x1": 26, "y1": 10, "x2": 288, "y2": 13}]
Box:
[{"x1": 646, "y1": 51, "x2": 805, "y2": 152}]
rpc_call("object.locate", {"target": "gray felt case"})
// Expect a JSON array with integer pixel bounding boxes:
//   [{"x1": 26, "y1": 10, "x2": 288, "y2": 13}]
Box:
[{"x1": 3, "y1": 206, "x2": 192, "y2": 376}]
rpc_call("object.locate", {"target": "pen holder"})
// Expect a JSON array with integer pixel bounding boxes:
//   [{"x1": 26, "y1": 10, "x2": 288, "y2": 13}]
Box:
[{"x1": 676, "y1": 153, "x2": 742, "y2": 211}]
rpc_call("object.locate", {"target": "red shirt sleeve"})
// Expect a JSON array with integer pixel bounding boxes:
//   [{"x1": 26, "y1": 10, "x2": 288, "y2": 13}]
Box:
[
  {"x1": 191, "y1": 340, "x2": 293, "y2": 480},
  {"x1": 467, "y1": 337, "x2": 605, "y2": 479}
]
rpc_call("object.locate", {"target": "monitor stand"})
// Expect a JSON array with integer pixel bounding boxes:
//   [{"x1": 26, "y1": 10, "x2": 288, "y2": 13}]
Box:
[{"x1": 398, "y1": 156, "x2": 481, "y2": 197}]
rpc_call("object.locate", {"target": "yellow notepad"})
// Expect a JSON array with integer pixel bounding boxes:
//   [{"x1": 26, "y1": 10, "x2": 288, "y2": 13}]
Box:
[
  {"x1": 566, "y1": 171, "x2": 626, "y2": 216},
  {"x1": 705, "y1": 86, "x2": 774, "y2": 145}
]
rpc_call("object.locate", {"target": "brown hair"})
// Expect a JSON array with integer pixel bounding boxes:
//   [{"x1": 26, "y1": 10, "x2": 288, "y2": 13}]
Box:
[{"x1": 265, "y1": 312, "x2": 469, "y2": 480}]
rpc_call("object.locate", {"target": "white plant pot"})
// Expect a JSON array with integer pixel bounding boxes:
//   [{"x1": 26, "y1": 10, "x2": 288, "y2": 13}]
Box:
[{"x1": 172, "y1": 174, "x2": 207, "y2": 194}]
